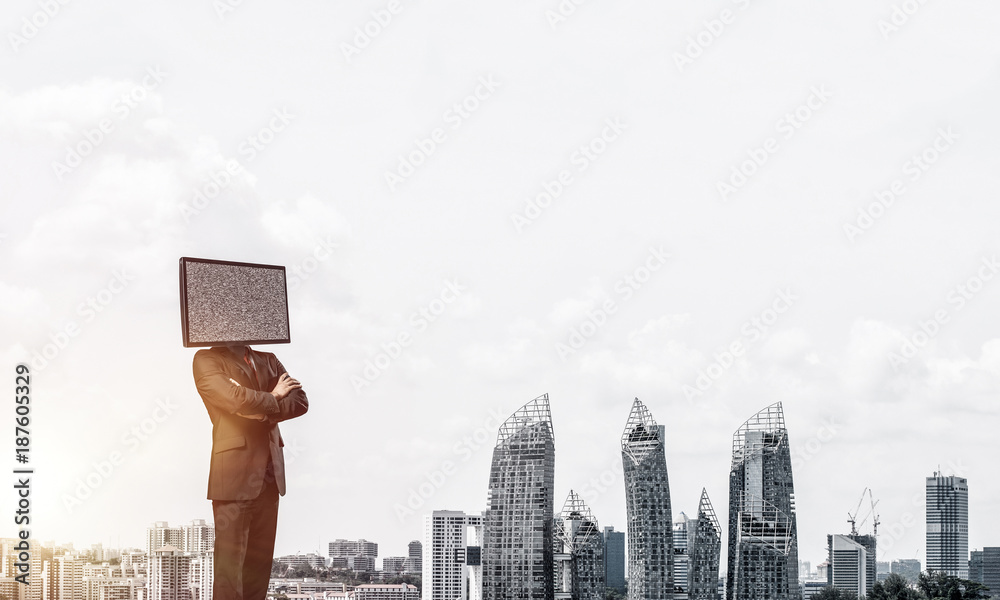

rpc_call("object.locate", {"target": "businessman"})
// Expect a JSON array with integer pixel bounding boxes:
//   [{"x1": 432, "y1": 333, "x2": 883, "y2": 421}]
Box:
[{"x1": 193, "y1": 343, "x2": 308, "y2": 600}]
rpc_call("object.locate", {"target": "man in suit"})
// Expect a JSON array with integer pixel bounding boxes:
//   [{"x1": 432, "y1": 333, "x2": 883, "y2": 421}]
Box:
[{"x1": 193, "y1": 344, "x2": 308, "y2": 600}]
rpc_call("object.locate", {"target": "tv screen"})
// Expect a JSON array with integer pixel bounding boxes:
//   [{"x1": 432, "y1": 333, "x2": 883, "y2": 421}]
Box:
[{"x1": 179, "y1": 257, "x2": 290, "y2": 347}]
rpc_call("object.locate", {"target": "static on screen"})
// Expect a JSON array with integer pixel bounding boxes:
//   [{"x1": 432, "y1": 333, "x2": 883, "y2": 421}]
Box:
[{"x1": 179, "y1": 257, "x2": 290, "y2": 347}]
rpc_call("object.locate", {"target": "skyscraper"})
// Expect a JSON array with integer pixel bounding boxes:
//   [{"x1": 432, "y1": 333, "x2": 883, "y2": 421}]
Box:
[
  {"x1": 621, "y1": 398, "x2": 673, "y2": 600},
  {"x1": 688, "y1": 489, "x2": 722, "y2": 600},
  {"x1": 554, "y1": 491, "x2": 605, "y2": 600},
  {"x1": 482, "y1": 394, "x2": 556, "y2": 600},
  {"x1": 969, "y1": 547, "x2": 1000, "y2": 598},
  {"x1": 603, "y1": 527, "x2": 626, "y2": 594},
  {"x1": 926, "y1": 472, "x2": 969, "y2": 578},
  {"x1": 827, "y1": 534, "x2": 868, "y2": 598},
  {"x1": 726, "y1": 402, "x2": 799, "y2": 600},
  {"x1": 674, "y1": 514, "x2": 691, "y2": 600},
  {"x1": 423, "y1": 511, "x2": 483, "y2": 600}
]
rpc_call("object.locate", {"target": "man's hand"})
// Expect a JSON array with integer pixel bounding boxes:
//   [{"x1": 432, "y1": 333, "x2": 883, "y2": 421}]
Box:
[{"x1": 271, "y1": 372, "x2": 302, "y2": 401}]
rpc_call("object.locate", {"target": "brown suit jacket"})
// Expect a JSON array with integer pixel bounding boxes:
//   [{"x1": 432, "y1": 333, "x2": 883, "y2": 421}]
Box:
[{"x1": 193, "y1": 346, "x2": 308, "y2": 501}]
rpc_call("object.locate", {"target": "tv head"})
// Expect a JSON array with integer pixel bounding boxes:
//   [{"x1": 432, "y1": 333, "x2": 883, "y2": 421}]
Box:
[{"x1": 179, "y1": 257, "x2": 290, "y2": 347}]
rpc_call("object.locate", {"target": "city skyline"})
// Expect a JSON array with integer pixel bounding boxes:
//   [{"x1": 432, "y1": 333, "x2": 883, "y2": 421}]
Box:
[{"x1": 4, "y1": 2, "x2": 1000, "y2": 581}]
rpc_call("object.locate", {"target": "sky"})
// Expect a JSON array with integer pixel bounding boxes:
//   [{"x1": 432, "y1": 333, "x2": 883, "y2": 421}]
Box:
[{"x1": 2, "y1": 0, "x2": 1000, "y2": 572}]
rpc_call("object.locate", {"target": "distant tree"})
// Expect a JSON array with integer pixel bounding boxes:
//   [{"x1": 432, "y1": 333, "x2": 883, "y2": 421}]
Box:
[
  {"x1": 606, "y1": 588, "x2": 626, "y2": 600},
  {"x1": 868, "y1": 573, "x2": 924, "y2": 600},
  {"x1": 813, "y1": 587, "x2": 859, "y2": 600},
  {"x1": 385, "y1": 574, "x2": 421, "y2": 590},
  {"x1": 918, "y1": 570, "x2": 991, "y2": 600}
]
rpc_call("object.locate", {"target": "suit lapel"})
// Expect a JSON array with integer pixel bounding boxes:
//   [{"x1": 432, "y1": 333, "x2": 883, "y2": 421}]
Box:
[{"x1": 221, "y1": 346, "x2": 259, "y2": 389}]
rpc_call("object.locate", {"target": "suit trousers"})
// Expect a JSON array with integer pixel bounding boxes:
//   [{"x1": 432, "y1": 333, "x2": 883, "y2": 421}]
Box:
[{"x1": 212, "y1": 466, "x2": 279, "y2": 600}]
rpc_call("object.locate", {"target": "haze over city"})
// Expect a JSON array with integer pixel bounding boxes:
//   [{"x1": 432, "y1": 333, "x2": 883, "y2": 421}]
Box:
[{"x1": 2, "y1": 0, "x2": 1000, "y2": 580}]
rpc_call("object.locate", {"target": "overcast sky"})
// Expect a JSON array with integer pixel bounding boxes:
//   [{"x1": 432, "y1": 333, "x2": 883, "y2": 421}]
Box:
[{"x1": 2, "y1": 0, "x2": 1000, "y2": 572}]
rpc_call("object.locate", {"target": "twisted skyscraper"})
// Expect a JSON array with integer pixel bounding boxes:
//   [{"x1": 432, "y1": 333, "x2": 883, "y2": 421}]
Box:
[
  {"x1": 726, "y1": 402, "x2": 799, "y2": 600},
  {"x1": 621, "y1": 398, "x2": 673, "y2": 600},
  {"x1": 554, "y1": 491, "x2": 605, "y2": 600},
  {"x1": 688, "y1": 489, "x2": 722, "y2": 600},
  {"x1": 482, "y1": 394, "x2": 556, "y2": 600}
]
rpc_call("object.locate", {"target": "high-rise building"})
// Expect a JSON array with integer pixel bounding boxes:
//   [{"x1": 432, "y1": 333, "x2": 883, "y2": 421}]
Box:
[
  {"x1": 147, "y1": 523, "x2": 184, "y2": 554},
  {"x1": 329, "y1": 539, "x2": 379, "y2": 559},
  {"x1": 383, "y1": 556, "x2": 406, "y2": 573},
  {"x1": 827, "y1": 535, "x2": 868, "y2": 598},
  {"x1": 423, "y1": 510, "x2": 484, "y2": 600},
  {"x1": 554, "y1": 491, "x2": 604, "y2": 600},
  {"x1": 148, "y1": 521, "x2": 214, "y2": 554},
  {"x1": 621, "y1": 398, "x2": 673, "y2": 600},
  {"x1": 603, "y1": 527, "x2": 626, "y2": 594},
  {"x1": 674, "y1": 514, "x2": 691, "y2": 600},
  {"x1": 926, "y1": 472, "x2": 969, "y2": 578},
  {"x1": 147, "y1": 545, "x2": 192, "y2": 600},
  {"x1": 969, "y1": 548, "x2": 1000, "y2": 599},
  {"x1": 688, "y1": 489, "x2": 722, "y2": 600},
  {"x1": 190, "y1": 552, "x2": 213, "y2": 600},
  {"x1": 406, "y1": 540, "x2": 422, "y2": 573},
  {"x1": 482, "y1": 394, "x2": 556, "y2": 600},
  {"x1": 54, "y1": 554, "x2": 86, "y2": 600},
  {"x1": 726, "y1": 402, "x2": 799, "y2": 600},
  {"x1": 183, "y1": 520, "x2": 215, "y2": 554},
  {"x1": 890, "y1": 559, "x2": 920, "y2": 583}
]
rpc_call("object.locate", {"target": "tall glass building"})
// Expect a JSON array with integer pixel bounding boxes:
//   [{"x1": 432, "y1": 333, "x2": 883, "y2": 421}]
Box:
[
  {"x1": 688, "y1": 489, "x2": 722, "y2": 600},
  {"x1": 726, "y1": 403, "x2": 799, "y2": 600},
  {"x1": 554, "y1": 491, "x2": 605, "y2": 600},
  {"x1": 603, "y1": 527, "x2": 627, "y2": 594},
  {"x1": 482, "y1": 394, "x2": 556, "y2": 600},
  {"x1": 621, "y1": 398, "x2": 673, "y2": 600},
  {"x1": 926, "y1": 473, "x2": 969, "y2": 578}
]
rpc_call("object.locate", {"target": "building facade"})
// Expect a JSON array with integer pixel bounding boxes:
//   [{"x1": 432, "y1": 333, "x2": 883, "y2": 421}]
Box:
[
  {"x1": 674, "y1": 515, "x2": 691, "y2": 600},
  {"x1": 603, "y1": 527, "x2": 626, "y2": 594},
  {"x1": 827, "y1": 535, "x2": 868, "y2": 598},
  {"x1": 554, "y1": 491, "x2": 604, "y2": 600},
  {"x1": 482, "y1": 394, "x2": 556, "y2": 600},
  {"x1": 926, "y1": 473, "x2": 969, "y2": 578},
  {"x1": 423, "y1": 510, "x2": 484, "y2": 600},
  {"x1": 688, "y1": 489, "x2": 722, "y2": 600},
  {"x1": 726, "y1": 402, "x2": 799, "y2": 600},
  {"x1": 621, "y1": 398, "x2": 673, "y2": 600},
  {"x1": 970, "y1": 548, "x2": 1000, "y2": 599}
]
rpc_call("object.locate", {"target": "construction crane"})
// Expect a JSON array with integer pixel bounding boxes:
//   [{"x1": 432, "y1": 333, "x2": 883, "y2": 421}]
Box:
[
  {"x1": 848, "y1": 488, "x2": 880, "y2": 537},
  {"x1": 848, "y1": 487, "x2": 869, "y2": 536}
]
